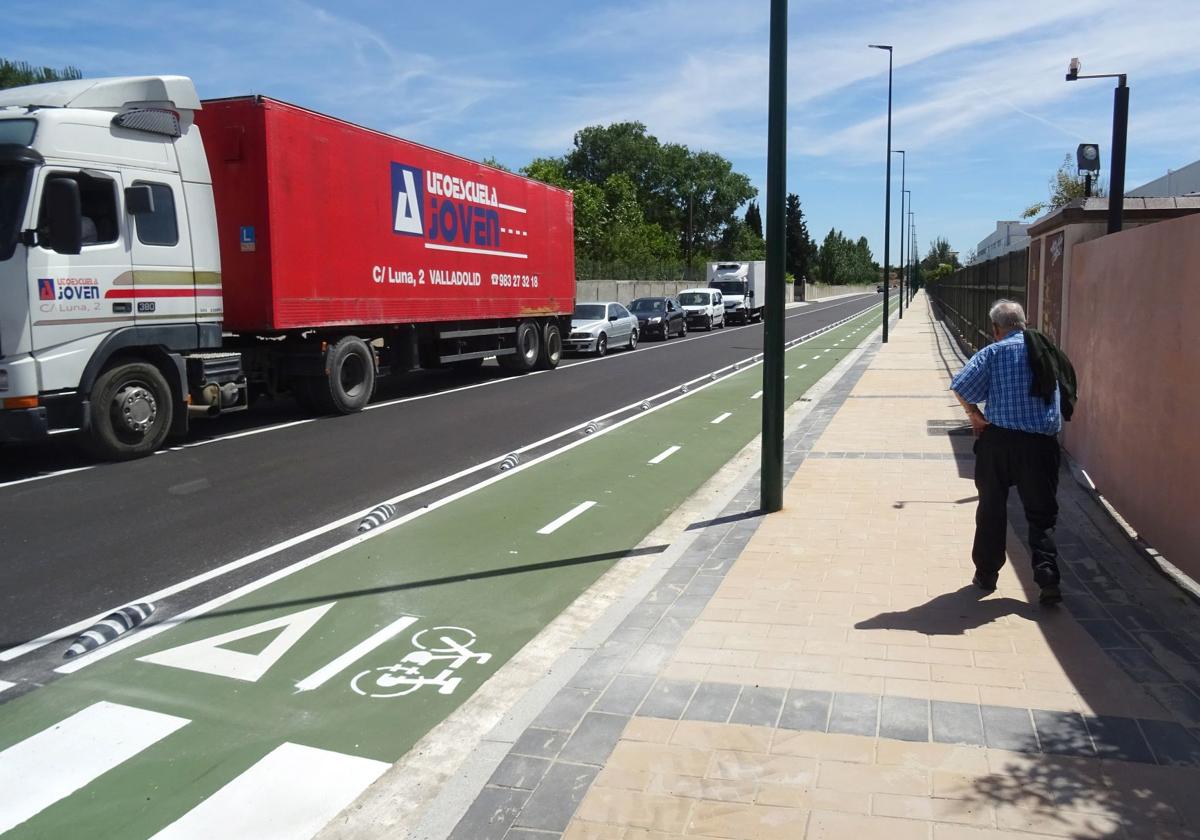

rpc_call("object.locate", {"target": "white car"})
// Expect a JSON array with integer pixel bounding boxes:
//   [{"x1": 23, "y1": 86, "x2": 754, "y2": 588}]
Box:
[
  {"x1": 677, "y1": 288, "x2": 726, "y2": 331},
  {"x1": 566, "y1": 302, "x2": 639, "y2": 355}
]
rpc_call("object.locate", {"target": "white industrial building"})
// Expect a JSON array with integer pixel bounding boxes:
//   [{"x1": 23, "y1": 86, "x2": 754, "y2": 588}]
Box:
[
  {"x1": 1127, "y1": 159, "x2": 1200, "y2": 197},
  {"x1": 972, "y1": 221, "x2": 1030, "y2": 263}
]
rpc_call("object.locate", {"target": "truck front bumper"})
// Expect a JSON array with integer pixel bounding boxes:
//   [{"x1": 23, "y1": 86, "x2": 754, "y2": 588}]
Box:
[{"x1": 0, "y1": 406, "x2": 49, "y2": 442}]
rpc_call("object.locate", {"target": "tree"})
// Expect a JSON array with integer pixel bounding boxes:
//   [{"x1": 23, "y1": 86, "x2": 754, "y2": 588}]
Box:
[
  {"x1": 715, "y1": 219, "x2": 766, "y2": 261},
  {"x1": 784, "y1": 194, "x2": 816, "y2": 282},
  {"x1": 920, "y1": 237, "x2": 961, "y2": 273},
  {"x1": 1022, "y1": 154, "x2": 1106, "y2": 219},
  {"x1": 814, "y1": 228, "x2": 876, "y2": 286},
  {"x1": 0, "y1": 59, "x2": 81, "y2": 90},
  {"x1": 480, "y1": 156, "x2": 511, "y2": 172},
  {"x1": 744, "y1": 200, "x2": 763, "y2": 239}
]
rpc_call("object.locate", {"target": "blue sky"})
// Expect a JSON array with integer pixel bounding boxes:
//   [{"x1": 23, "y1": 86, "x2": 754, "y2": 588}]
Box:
[{"x1": 11, "y1": 0, "x2": 1200, "y2": 261}]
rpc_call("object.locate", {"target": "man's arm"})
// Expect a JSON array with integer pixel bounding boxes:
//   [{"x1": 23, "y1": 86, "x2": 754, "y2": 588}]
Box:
[
  {"x1": 949, "y1": 348, "x2": 991, "y2": 437},
  {"x1": 953, "y1": 390, "x2": 989, "y2": 436}
]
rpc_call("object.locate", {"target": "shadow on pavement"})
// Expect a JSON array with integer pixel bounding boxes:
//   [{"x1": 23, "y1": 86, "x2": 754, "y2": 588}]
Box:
[{"x1": 854, "y1": 585, "x2": 1038, "y2": 637}]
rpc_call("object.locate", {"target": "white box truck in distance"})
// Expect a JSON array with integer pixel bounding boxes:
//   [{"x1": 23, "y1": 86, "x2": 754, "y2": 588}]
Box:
[{"x1": 706, "y1": 261, "x2": 765, "y2": 324}]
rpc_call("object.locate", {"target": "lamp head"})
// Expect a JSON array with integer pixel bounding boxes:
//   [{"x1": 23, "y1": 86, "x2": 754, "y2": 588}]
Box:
[
  {"x1": 868, "y1": 44, "x2": 893, "y2": 51},
  {"x1": 1066, "y1": 57, "x2": 1080, "y2": 81}
]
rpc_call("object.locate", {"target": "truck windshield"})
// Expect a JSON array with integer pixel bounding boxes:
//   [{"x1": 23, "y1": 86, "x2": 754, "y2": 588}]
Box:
[
  {"x1": 0, "y1": 162, "x2": 34, "y2": 262},
  {"x1": 573, "y1": 304, "x2": 605, "y2": 321},
  {"x1": 710, "y1": 280, "x2": 746, "y2": 295},
  {"x1": 678, "y1": 292, "x2": 710, "y2": 306}
]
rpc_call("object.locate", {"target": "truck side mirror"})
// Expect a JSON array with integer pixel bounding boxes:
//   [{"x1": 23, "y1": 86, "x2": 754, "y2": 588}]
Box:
[
  {"x1": 124, "y1": 184, "x2": 156, "y2": 215},
  {"x1": 44, "y1": 177, "x2": 83, "y2": 255}
]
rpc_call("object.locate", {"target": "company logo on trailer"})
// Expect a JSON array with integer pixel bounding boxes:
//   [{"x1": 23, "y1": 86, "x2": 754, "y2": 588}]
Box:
[
  {"x1": 391, "y1": 162, "x2": 511, "y2": 253},
  {"x1": 38, "y1": 278, "x2": 55, "y2": 300}
]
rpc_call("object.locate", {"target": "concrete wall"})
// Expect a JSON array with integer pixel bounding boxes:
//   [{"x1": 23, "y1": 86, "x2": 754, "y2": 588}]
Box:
[
  {"x1": 1062, "y1": 212, "x2": 1200, "y2": 578},
  {"x1": 575, "y1": 280, "x2": 870, "y2": 305}
]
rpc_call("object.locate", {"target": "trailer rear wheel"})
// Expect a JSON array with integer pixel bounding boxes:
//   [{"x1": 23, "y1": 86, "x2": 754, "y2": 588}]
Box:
[
  {"x1": 500, "y1": 320, "x2": 541, "y2": 372},
  {"x1": 536, "y1": 321, "x2": 562, "y2": 369},
  {"x1": 83, "y1": 362, "x2": 174, "y2": 460},
  {"x1": 308, "y1": 336, "x2": 376, "y2": 414}
]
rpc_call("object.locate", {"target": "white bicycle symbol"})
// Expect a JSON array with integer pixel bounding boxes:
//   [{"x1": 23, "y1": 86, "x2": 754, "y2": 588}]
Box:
[{"x1": 350, "y1": 626, "x2": 492, "y2": 698}]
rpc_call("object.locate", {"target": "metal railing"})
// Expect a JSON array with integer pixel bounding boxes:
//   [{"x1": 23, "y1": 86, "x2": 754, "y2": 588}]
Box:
[{"x1": 927, "y1": 249, "x2": 1028, "y2": 353}]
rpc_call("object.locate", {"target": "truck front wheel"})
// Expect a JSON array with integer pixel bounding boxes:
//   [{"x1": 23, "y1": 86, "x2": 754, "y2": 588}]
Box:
[
  {"x1": 84, "y1": 362, "x2": 174, "y2": 460},
  {"x1": 309, "y1": 336, "x2": 376, "y2": 414}
]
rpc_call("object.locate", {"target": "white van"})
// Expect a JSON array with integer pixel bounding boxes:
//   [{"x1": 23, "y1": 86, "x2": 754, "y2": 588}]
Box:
[{"x1": 677, "y1": 288, "x2": 726, "y2": 331}]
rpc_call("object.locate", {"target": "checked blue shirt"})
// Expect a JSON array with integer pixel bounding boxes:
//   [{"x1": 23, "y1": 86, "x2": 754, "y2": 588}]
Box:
[{"x1": 951, "y1": 330, "x2": 1061, "y2": 435}]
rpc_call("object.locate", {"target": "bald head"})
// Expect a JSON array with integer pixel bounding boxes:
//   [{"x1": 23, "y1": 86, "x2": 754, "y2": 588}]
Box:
[{"x1": 989, "y1": 300, "x2": 1026, "y2": 338}]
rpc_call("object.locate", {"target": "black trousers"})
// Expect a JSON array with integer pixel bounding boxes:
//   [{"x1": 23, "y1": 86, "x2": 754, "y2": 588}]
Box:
[{"x1": 972, "y1": 424, "x2": 1061, "y2": 587}]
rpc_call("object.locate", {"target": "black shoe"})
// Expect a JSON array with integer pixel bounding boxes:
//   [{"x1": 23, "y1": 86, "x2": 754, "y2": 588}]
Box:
[
  {"x1": 972, "y1": 573, "x2": 997, "y2": 592},
  {"x1": 1039, "y1": 584, "x2": 1063, "y2": 605}
]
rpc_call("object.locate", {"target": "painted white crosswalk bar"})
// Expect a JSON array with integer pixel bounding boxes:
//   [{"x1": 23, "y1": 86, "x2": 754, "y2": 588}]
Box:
[
  {"x1": 537, "y1": 501, "x2": 597, "y2": 535},
  {"x1": 711, "y1": 412, "x2": 732, "y2": 425},
  {"x1": 149, "y1": 743, "x2": 389, "y2": 840},
  {"x1": 648, "y1": 446, "x2": 681, "y2": 465},
  {"x1": 0, "y1": 701, "x2": 190, "y2": 834}
]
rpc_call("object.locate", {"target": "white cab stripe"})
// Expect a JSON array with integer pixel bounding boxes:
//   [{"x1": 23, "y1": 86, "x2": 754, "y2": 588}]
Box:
[
  {"x1": 295, "y1": 615, "x2": 419, "y2": 692},
  {"x1": 648, "y1": 446, "x2": 680, "y2": 465},
  {"x1": 537, "y1": 501, "x2": 597, "y2": 535},
  {"x1": 0, "y1": 701, "x2": 189, "y2": 834},
  {"x1": 711, "y1": 412, "x2": 732, "y2": 425},
  {"x1": 149, "y1": 743, "x2": 388, "y2": 840}
]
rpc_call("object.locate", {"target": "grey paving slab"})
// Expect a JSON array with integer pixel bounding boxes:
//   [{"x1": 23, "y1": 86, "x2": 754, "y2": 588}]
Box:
[
  {"x1": 729, "y1": 686, "x2": 786, "y2": 728},
  {"x1": 593, "y1": 673, "x2": 655, "y2": 715},
  {"x1": 1142, "y1": 632, "x2": 1200, "y2": 665},
  {"x1": 511, "y1": 728, "x2": 569, "y2": 760},
  {"x1": 637, "y1": 679, "x2": 698, "y2": 720},
  {"x1": 531, "y1": 688, "x2": 599, "y2": 731},
  {"x1": 931, "y1": 700, "x2": 985, "y2": 746},
  {"x1": 981, "y1": 705, "x2": 1037, "y2": 752},
  {"x1": 620, "y1": 603, "x2": 669, "y2": 630},
  {"x1": 683, "y1": 681, "x2": 742, "y2": 723},
  {"x1": 779, "y1": 688, "x2": 832, "y2": 732},
  {"x1": 489, "y1": 755, "x2": 552, "y2": 791},
  {"x1": 1144, "y1": 684, "x2": 1200, "y2": 727},
  {"x1": 557, "y1": 712, "x2": 629, "y2": 766},
  {"x1": 1139, "y1": 719, "x2": 1200, "y2": 767},
  {"x1": 1107, "y1": 648, "x2": 1175, "y2": 683},
  {"x1": 1077, "y1": 620, "x2": 1138, "y2": 650},
  {"x1": 879, "y1": 695, "x2": 930, "y2": 742},
  {"x1": 1032, "y1": 710, "x2": 1094, "y2": 757},
  {"x1": 828, "y1": 691, "x2": 879, "y2": 736},
  {"x1": 512, "y1": 763, "x2": 599, "y2": 832},
  {"x1": 621, "y1": 643, "x2": 676, "y2": 677},
  {"x1": 503, "y1": 830, "x2": 559, "y2": 840},
  {"x1": 643, "y1": 616, "x2": 691, "y2": 646},
  {"x1": 448, "y1": 786, "x2": 531, "y2": 840},
  {"x1": 1085, "y1": 715, "x2": 1156, "y2": 764},
  {"x1": 565, "y1": 655, "x2": 624, "y2": 692}
]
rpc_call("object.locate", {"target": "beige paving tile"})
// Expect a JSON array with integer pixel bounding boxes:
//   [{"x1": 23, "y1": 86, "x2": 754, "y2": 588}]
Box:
[
  {"x1": 806, "y1": 810, "x2": 932, "y2": 840},
  {"x1": 573, "y1": 788, "x2": 693, "y2": 834},
  {"x1": 770, "y1": 730, "x2": 876, "y2": 764},
  {"x1": 817, "y1": 761, "x2": 930, "y2": 796}
]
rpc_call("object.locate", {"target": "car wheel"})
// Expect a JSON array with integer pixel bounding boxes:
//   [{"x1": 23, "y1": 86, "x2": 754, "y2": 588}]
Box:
[
  {"x1": 679, "y1": 320, "x2": 688, "y2": 337},
  {"x1": 596, "y1": 333, "x2": 608, "y2": 356},
  {"x1": 719, "y1": 314, "x2": 726, "y2": 329},
  {"x1": 628, "y1": 328, "x2": 638, "y2": 350}
]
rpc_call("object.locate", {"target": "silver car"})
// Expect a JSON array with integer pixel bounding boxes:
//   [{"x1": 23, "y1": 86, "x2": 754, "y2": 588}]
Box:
[{"x1": 566, "y1": 302, "x2": 639, "y2": 356}]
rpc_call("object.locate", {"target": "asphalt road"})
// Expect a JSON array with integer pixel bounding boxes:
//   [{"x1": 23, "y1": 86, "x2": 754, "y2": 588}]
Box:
[{"x1": 0, "y1": 294, "x2": 879, "y2": 659}]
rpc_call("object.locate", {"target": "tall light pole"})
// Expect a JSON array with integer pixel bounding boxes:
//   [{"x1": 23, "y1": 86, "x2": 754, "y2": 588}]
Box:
[
  {"x1": 1066, "y1": 57, "x2": 1129, "y2": 235},
  {"x1": 869, "y1": 44, "x2": 893, "y2": 342},
  {"x1": 894, "y1": 149, "x2": 905, "y2": 319},
  {"x1": 760, "y1": 0, "x2": 787, "y2": 513},
  {"x1": 903, "y1": 189, "x2": 912, "y2": 303}
]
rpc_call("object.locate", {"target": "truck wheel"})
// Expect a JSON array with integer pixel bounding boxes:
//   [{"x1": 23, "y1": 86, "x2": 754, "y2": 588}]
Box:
[
  {"x1": 83, "y1": 361, "x2": 174, "y2": 460},
  {"x1": 309, "y1": 336, "x2": 375, "y2": 414},
  {"x1": 536, "y1": 321, "x2": 562, "y2": 369},
  {"x1": 501, "y1": 320, "x2": 541, "y2": 372}
]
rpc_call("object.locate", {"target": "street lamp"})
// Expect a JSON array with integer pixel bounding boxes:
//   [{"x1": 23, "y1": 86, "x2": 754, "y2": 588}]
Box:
[
  {"x1": 893, "y1": 149, "x2": 905, "y2": 319},
  {"x1": 903, "y1": 188, "x2": 912, "y2": 303},
  {"x1": 869, "y1": 44, "x2": 893, "y2": 342},
  {"x1": 1065, "y1": 57, "x2": 1129, "y2": 234}
]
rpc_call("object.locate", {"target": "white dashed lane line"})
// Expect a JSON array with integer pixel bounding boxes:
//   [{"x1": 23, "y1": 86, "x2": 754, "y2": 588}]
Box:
[
  {"x1": 798, "y1": 364, "x2": 807, "y2": 370},
  {"x1": 648, "y1": 446, "x2": 681, "y2": 465},
  {"x1": 711, "y1": 412, "x2": 732, "y2": 425},
  {"x1": 750, "y1": 390, "x2": 763, "y2": 400},
  {"x1": 537, "y1": 501, "x2": 597, "y2": 535}
]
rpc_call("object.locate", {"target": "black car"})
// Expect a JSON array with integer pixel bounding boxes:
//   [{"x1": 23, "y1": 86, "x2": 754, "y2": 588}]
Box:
[{"x1": 629, "y1": 296, "x2": 687, "y2": 340}]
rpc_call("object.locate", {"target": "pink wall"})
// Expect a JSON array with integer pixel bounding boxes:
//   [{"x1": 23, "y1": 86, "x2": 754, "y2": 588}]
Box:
[{"x1": 1064, "y1": 212, "x2": 1200, "y2": 576}]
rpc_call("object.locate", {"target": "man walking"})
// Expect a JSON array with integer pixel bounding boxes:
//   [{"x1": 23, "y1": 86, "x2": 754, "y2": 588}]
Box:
[{"x1": 950, "y1": 300, "x2": 1064, "y2": 605}]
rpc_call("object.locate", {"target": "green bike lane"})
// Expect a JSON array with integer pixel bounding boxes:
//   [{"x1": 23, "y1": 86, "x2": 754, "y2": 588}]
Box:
[{"x1": 0, "y1": 303, "x2": 888, "y2": 839}]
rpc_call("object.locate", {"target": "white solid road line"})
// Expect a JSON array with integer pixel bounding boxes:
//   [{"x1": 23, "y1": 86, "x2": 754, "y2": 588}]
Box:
[
  {"x1": 0, "y1": 701, "x2": 190, "y2": 834},
  {"x1": 149, "y1": 743, "x2": 389, "y2": 840},
  {"x1": 294, "y1": 615, "x2": 419, "y2": 692},
  {"x1": 46, "y1": 301, "x2": 883, "y2": 673},
  {"x1": 750, "y1": 390, "x2": 763, "y2": 400},
  {"x1": 648, "y1": 445, "x2": 681, "y2": 465},
  {"x1": 0, "y1": 466, "x2": 94, "y2": 491},
  {"x1": 537, "y1": 501, "x2": 597, "y2": 535},
  {"x1": 0, "y1": 680, "x2": 14, "y2": 693},
  {"x1": 711, "y1": 412, "x2": 732, "y2": 425}
]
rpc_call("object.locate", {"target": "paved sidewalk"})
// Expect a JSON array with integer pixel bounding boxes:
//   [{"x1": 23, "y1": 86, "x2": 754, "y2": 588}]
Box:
[{"x1": 448, "y1": 293, "x2": 1200, "y2": 840}]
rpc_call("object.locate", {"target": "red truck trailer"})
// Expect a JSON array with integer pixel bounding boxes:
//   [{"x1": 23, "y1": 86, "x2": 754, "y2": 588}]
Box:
[{"x1": 193, "y1": 96, "x2": 575, "y2": 417}]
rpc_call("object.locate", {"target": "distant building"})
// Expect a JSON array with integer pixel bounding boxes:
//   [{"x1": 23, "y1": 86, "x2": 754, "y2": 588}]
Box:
[
  {"x1": 1127, "y1": 159, "x2": 1200, "y2": 197},
  {"x1": 973, "y1": 221, "x2": 1030, "y2": 263}
]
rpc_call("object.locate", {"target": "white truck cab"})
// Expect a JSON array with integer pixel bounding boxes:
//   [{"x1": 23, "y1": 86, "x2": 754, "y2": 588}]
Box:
[
  {"x1": 706, "y1": 261, "x2": 765, "y2": 324},
  {"x1": 0, "y1": 76, "x2": 234, "y2": 458}
]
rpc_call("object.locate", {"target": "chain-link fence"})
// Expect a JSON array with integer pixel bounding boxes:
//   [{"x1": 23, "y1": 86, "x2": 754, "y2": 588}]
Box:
[{"x1": 927, "y1": 249, "x2": 1028, "y2": 352}]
